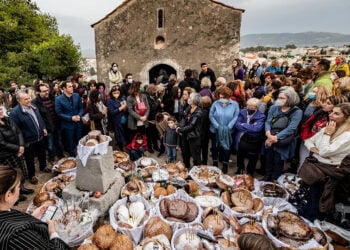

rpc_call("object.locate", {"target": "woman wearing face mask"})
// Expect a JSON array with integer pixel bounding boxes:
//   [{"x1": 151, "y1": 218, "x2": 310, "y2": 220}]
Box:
[
  {"x1": 108, "y1": 62, "x2": 123, "y2": 90},
  {"x1": 264, "y1": 87, "x2": 303, "y2": 181},
  {"x1": 107, "y1": 86, "x2": 128, "y2": 151},
  {"x1": 127, "y1": 81, "x2": 150, "y2": 141},
  {"x1": 209, "y1": 87, "x2": 239, "y2": 173},
  {"x1": 303, "y1": 85, "x2": 331, "y2": 120},
  {"x1": 234, "y1": 98, "x2": 266, "y2": 176}
]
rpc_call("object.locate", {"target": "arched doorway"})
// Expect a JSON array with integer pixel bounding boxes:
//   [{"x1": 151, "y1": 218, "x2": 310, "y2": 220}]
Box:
[{"x1": 149, "y1": 64, "x2": 177, "y2": 84}]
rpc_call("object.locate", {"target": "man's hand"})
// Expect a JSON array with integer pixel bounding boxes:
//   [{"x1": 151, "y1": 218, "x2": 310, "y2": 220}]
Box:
[
  {"x1": 72, "y1": 115, "x2": 81, "y2": 122},
  {"x1": 43, "y1": 129, "x2": 48, "y2": 136}
]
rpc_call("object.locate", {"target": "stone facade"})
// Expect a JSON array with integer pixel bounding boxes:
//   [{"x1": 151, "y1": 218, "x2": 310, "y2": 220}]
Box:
[{"x1": 92, "y1": 0, "x2": 244, "y2": 86}]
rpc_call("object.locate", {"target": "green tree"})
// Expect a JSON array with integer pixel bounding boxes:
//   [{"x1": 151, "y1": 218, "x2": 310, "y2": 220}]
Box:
[{"x1": 0, "y1": 0, "x2": 81, "y2": 88}]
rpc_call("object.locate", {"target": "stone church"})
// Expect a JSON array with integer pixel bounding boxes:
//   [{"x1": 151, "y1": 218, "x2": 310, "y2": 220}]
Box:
[{"x1": 91, "y1": 0, "x2": 244, "y2": 86}]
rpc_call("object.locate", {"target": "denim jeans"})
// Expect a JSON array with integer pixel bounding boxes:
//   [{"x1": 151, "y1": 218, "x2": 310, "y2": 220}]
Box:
[
  {"x1": 47, "y1": 129, "x2": 63, "y2": 159},
  {"x1": 130, "y1": 148, "x2": 144, "y2": 161},
  {"x1": 166, "y1": 146, "x2": 177, "y2": 163}
]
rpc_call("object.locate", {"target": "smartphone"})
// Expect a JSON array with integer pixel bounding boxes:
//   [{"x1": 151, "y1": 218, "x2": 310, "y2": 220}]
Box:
[{"x1": 40, "y1": 205, "x2": 58, "y2": 222}]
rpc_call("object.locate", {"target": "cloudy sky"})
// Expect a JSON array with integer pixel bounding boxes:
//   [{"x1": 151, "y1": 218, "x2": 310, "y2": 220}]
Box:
[{"x1": 33, "y1": 0, "x2": 349, "y2": 54}]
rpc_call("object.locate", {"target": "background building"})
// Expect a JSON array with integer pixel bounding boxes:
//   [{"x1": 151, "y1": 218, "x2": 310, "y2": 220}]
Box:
[{"x1": 92, "y1": 0, "x2": 244, "y2": 85}]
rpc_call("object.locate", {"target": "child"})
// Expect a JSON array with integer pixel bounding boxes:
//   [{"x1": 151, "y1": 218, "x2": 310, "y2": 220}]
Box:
[
  {"x1": 126, "y1": 133, "x2": 148, "y2": 161},
  {"x1": 163, "y1": 116, "x2": 180, "y2": 163}
]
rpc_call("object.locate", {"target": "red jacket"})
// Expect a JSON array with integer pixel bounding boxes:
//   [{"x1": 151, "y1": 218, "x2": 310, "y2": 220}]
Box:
[{"x1": 126, "y1": 133, "x2": 148, "y2": 152}]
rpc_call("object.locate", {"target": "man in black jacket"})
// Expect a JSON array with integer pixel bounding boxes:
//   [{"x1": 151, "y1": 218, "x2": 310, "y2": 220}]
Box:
[
  {"x1": 32, "y1": 83, "x2": 63, "y2": 165},
  {"x1": 199, "y1": 63, "x2": 217, "y2": 92}
]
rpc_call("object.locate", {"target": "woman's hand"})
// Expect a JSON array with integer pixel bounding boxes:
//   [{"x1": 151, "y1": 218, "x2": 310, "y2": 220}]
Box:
[
  {"x1": 140, "y1": 116, "x2": 147, "y2": 122},
  {"x1": 310, "y1": 147, "x2": 319, "y2": 155},
  {"x1": 324, "y1": 121, "x2": 337, "y2": 135},
  {"x1": 47, "y1": 220, "x2": 57, "y2": 236},
  {"x1": 32, "y1": 205, "x2": 47, "y2": 220}
]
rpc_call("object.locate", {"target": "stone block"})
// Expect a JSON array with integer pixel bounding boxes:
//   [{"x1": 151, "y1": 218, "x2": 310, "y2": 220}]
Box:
[
  {"x1": 75, "y1": 146, "x2": 116, "y2": 193},
  {"x1": 62, "y1": 172, "x2": 124, "y2": 217}
]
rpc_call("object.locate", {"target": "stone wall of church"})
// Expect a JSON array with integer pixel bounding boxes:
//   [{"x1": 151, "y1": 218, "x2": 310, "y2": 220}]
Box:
[{"x1": 94, "y1": 0, "x2": 242, "y2": 86}]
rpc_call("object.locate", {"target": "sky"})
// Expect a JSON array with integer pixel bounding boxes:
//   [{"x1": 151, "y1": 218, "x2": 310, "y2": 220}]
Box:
[{"x1": 33, "y1": 0, "x2": 350, "y2": 54}]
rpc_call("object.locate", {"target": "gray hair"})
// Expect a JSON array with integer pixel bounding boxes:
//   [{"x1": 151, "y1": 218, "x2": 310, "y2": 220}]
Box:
[
  {"x1": 280, "y1": 87, "x2": 300, "y2": 107},
  {"x1": 190, "y1": 92, "x2": 202, "y2": 106},
  {"x1": 216, "y1": 77, "x2": 227, "y2": 85},
  {"x1": 200, "y1": 77, "x2": 211, "y2": 88},
  {"x1": 246, "y1": 97, "x2": 260, "y2": 107}
]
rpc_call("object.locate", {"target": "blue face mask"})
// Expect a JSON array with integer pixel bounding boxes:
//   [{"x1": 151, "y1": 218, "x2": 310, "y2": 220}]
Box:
[
  {"x1": 219, "y1": 98, "x2": 229, "y2": 104},
  {"x1": 308, "y1": 92, "x2": 316, "y2": 101}
]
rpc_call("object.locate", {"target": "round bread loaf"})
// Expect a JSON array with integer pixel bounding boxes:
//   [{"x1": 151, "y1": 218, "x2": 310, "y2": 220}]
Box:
[
  {"x1": 88, "y1": 130, "x2": 101, "y2": 139},
  {"x1": 159, "y1": 199, "x2": 169, "y2": 218},
  {"x1": 168, "y1": 199, "x2": 187, "y2": 219},
  {"x1": 183, "y1": 202, "x2": 198, "y2": 222},
  {"x1": 33, "y1": 192, "x2": 50, "y2": 207},
  {"x1": 94, "y1": 224, "x2": 116, "y2": 250},
  {"x1": 59, "y1": 159, "x2": 76, "y2": 172},
  {"x1": 144, "y1": 216, "x2": 172, "y2": 241},
  {"x1": 85, "y1": 139, "x2": 99, "y2": 147},
  {"x1": 110, "y1": 234, "x2": 133, "y2": 250}
]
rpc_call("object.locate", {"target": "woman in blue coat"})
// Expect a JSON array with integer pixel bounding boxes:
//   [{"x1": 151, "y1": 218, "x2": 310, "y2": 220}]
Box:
[
  {"x1": 107, "y1": 85, "x2": 128, "y2": 151},
  {"x1": 209, "y1": 86, "x2": 239, "y2": 173},
  {"x1": 234, "y1": 98, "x2": 266, "y2": 176}
]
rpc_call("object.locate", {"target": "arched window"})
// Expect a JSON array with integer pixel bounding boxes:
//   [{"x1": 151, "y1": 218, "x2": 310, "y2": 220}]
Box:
[
  {"x1": 157, "y1": 8, "x2": 164, "y2": 29},
  {"x1": 155, "y1": 36, "x2": 165, "y2": 49}
]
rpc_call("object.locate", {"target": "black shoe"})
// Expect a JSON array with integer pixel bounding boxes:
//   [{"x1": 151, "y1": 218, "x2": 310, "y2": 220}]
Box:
[
  {"x1": 20, "y1": 186, "x2": 34, "y2": 195},
  {"x1": 148, "y1": 148, "x2": 154, "y2": 154},
  {"x1": 157, "y1": 152, "x2": 164, "y2": 157}
]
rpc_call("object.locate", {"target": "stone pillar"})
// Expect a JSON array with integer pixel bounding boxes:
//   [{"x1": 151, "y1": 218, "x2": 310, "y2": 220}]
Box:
[{"x1": 75, "y1": 146, "x2": 120, "y2": 193}]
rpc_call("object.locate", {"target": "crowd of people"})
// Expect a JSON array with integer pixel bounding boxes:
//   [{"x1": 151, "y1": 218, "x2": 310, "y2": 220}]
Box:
[{"x1": 0, "y1": 56, "x2": 350, "y2": 239}]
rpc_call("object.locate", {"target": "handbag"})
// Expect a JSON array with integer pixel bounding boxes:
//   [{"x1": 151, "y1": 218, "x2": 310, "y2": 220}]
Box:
[
  {"x1": 298, "y1": 156, "x2": 326, "y2": 185},
  {"x1": 134, "y1": 96, "x2": 147, "y2": 116},
  {"x1": 270, "y1": 107, "x2": 298, "y2": 146}
]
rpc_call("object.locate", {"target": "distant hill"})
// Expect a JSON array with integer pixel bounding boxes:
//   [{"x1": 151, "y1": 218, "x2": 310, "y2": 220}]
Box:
[{"x1": 241, "y1": 32, "x2": 350, "y2": 48}]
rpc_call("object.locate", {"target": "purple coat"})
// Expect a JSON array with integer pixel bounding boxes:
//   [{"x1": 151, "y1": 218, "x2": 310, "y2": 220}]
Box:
[
  {"x1": 234, "y1": 109, "x2": 266, "y2": 151},
  {"x1": 199, "y1": 87, "x2": 212, "y2": 98}
]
